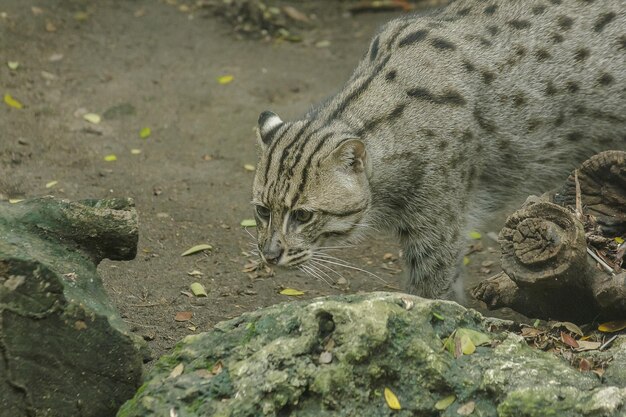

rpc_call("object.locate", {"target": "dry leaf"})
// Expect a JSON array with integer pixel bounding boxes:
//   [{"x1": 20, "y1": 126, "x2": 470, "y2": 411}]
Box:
[
  {"x1": 140, "y1": 127, "x2": 151, "y2": 139},
  {"x1": 168, "y1": 363, "x2": 184, "y2": 378},
  {"x1": 578, "y1": 357, "x2": 592, "y2": 372},
  {"x1": 174, "y1": 311, "x2": 193, "y2": 322},
  {"x1": 240, "y1": 219, "x2": 256, "y2": 227},
  {"x1": 280, "y1": 288, "x2": 305, "y2": 296},
  {"x1": 469, "y1": 231, "x2": 482, "y2": 239},
  {"x1": 104, "y1": 154, "x2": 117, "y2": 162},
  {"x1": 319, "y1": 351, "x2": 333, "y2": 364},
  {"x1": 282, "y1": 5, "x2": 309, "y2": 22},
  {"x1": 383, "y1": 387, "x2": 401, "y2": 410},
  {"x1": 217, "y1": 75, "x2": 234, "y2": 85},
  {"x1": 552, "y1": 321, "x2": 584, "y2": 337},
  {"x1": 45, "y1": 21, "x2": 57, "y2": 32},
  {"x1": 45, "y1": 180, "x2": 58, "y2": 188},
  {"x1": 190, "y1": 282, "x2": 208, "y2": 297},
  {"x1": 576, "y1": 340, "x2": 601, "y2": 352},
  {"x1": 131, "y1": 149, "x2": 142, "y2": 155},
  {"x1": 181, "y1": 244, "x2": 212, "y2": 256},
  {"x1": 243, "y1": 164, "x2": 255, "y2": 172},
  {"x1": 83, "y1": 113, "x2": 101, "y2": 124},
  {"x1": 560, "y1": 331, "x2": 579, "y2": 349},
  {"x1": 457, "y1": 401, "x2": 476, "y2": 416},
  {"x1": 598, "y1": 320, "x2": 626, "y2": 333},
  {"x1": 211, "y1": 361, "x2": 223, "y2": 375},
  {"x1": 435, "y1": 394, "x2": 456, "y2": 410},
  {"x1": 7, "y1": 61, "x2": 19, "y2": 70},
  {"x1": 187, "y1": 270, "x2": 203, "y2": 277},
  {"x1": 4, "y1": 94, "x2": 23, "y2": 109}
]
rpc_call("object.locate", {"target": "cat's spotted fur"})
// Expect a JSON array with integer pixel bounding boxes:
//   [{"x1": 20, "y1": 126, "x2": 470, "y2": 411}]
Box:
[{"x1": 252, "y1": 0, "x2": 625, "y2": 298}]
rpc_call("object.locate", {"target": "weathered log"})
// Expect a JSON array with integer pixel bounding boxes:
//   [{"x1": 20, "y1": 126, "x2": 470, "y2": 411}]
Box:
[
  {"x1": 473, "y1": 151, "x2": 626, "y2": 322},
  {"x1": 0, "y1": 197, "x2": 145, "y2": 417}
]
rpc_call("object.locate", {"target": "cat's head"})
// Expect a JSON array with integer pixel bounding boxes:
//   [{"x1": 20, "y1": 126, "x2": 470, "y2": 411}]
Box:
[{"x1": 251, "y1": 111, "x2": 372, "y2": 267}]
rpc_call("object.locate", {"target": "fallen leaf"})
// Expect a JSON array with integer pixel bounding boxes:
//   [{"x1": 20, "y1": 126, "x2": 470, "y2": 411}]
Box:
[
  {"x1": 168, "y1": 363, "x2": 184, "y2": 378},
  {"x1": 383, "y1": 387, "x2": 401, "y2": 410},
  {"x1": 74, "y1": 320, "x2": 87, "y2": 331},
  {"x1": 576, "y1": 340, "x2": 601, "y2": 352},
  {"x1": 7, "y1": 61, "x2": 19, "y2": 70},
  {"x1": 432, "y1": 311, "x2": 444, "y2": 321},
  {"x1": 217, "y1": 75, "x2": 234, "y2": 85},
  {"x1": 243, "y1": 164, "x2": 255, "y2": 172},
  {"x1": 8, "y1": 199, "x2": 23, "y2": 204},
  {"x1": 469, "y1": 231, "x2": 482, "y2": 239},
  {"x1": 174, "y1": 311, "x2": 193, "y2": 322},
  {"x1": 190, "y1": 282, "x2": 208, "y2": 297},
  {"x1": 560, "y1": 331, "x2": 579, "y2": 349},
  {"x1": 457, "y1": 401, "x2": 476, "y2": 415},
  {"x1": 463, "y1": 256, "x2": 470, "y2": 266},
  {"x1": 598, "y1": 320, "x2": 626, "y2": 333},
  {"x1": 73, "y1": 11, "x2": 89, "y2": 21},
  {"x1": 552, "y1": 321, "x2": 584, "y2": 337},
  {"x1": 435, "y1": 394, "x2": 456, "y2": 410},
  {"x1": 140, "y1": 127, "x2": 151, "y2": 139},
  {"x1": 187, "y1": 325, "x2": 197, "y2": 331},
  {"x1": 83, "y1": 113, "x2": 101, "y2": 124},
  {"x1": 31, "y1": 6, "x2": 44, "y2": 15},
  {"x1": 187, "y1": 270, "x2": 203, "y2": 277},
  {"x1": 279, "y1": 288, "x2": 305, "y2": 296},
  {"x1": 460, "y1": 334, "x2": 476, "y2": 355},
  {"x1": 45, "y1": 21, "x2": 57, "y2": 32},
  {"x1": 615, "y1": 237, "x2": 624, "y2": 244},
  {"x1": 578, "y1": 357, "x2": 592, "y2": 372},
  {"x1": 104, "y1": 154, "x2": 117, "y2": 162},
  {"x1": 130, "y1": 149, "x2": 142, "y2": 155},
  {"x1": 48, "y1": 53, "x2": 64, "y2": 62},
  {"x1": 319, "y1": 351, "x2": 333, "y2": 364},
  {"x1": 181, "y1": 244, "x2": 213, "y2": 256},
  {"x1": 282, "y1": 5, "x2": 309, "y2": 22},
  {"x1": 240, "y1": 219, "x2": 257, "y2": 228},
  {"x1": 315, "y1": 40, "x2": 331, "y2": 48},
  {"x1": 4, "y1": 94, "x2": 23, "y2": 109},
  {"x1": 45, "y1": 180, "x2": 58, "y2": 188},
  {"x1": 211, "y1": 361, "x2": 223, "y2": 375}
]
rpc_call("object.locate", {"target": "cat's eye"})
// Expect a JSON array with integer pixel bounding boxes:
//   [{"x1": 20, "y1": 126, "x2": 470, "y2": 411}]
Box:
[
  {"x1": 256, "y1": 205, "x2": 271, "y2": 220},
  {"x1": 293, "y1": 209, "x2": 313, "y2": 223}
]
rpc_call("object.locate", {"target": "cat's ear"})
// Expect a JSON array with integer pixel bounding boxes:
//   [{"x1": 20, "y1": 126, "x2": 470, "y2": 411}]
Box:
[
  {"x1": 330, "y1": 139, "x2": 369, "y2": 175},
  {"x1": 256, "y1": 111, "x2": 283, "y2": 146}
]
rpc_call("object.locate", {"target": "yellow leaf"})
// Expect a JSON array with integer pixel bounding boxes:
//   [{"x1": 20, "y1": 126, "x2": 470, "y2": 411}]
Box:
[
  {"x1": 130, "y1": 149, "x2": 142, "y2": 155},
  {"x1": 435, "y1": 394, "x2": 456, "y2": 410},
  {"x1": 615, "y1": 237, "x2": 624, "y2": 244},
  {"x1": 140, "y1": 127, "x2": 151, "y2": 139},
  {"x1": 217, "y1": 75, "x2": 234, "y2": 85},
  {"x1": 243, "y1": 164, "x2": 255, "y2": 172},
  {"x1": 190, "y1": 282, "x2": 208, "y2": 297},
  {"x1": 45, "y1": 180, "x2": 58, "y2": 188},
  {"x1": 104, "y1": 154, "x2": 117, "y2": 162},
  {"x1": 460, "y1": 334, "x2": 476, "y2": 355},
  {"x1": 4, "y1": 94, "x2": 23, "y2": 109},
  {"x1": 168, "y1": 363, "x2": 184, "y2": 379},
  {"x1": 241, "y1": 219, "x2": 257, "y2": 228},
  {"x1": 181, "y1": 244, "x2": 213, "y2": 256},
  {"x1": 279, "y1": 288, "x2": 305, "y2": 296},
  {"x1": 7, "y1": 61, "x2": 19, "y2": 70},
  {"x1": 463, "y1": 256, "x2": 470, "y2": 266},
  {"x1": 383, "y1": 387, "x2": 401, "y2": 410},
  {"x1": 469, "y1": 231, "x2": 482, "y2": 239},
  {"x1": 598, "y1": 320, "x2": 626, "y2": 333},
  {"x1": 9, "y1": 199, "x2": 23, "y2": 204},
  {"x1": 83, "y1": 113, "x2": 101, "y2": 124}
]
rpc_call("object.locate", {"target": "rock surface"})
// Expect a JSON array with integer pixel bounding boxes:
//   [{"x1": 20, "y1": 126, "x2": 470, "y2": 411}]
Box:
[
  {"x1": 118, "y1": 292, "x2": 625, "y2": 417},
  {"x1": 0, "y1": 197, "x2": 145, "y2": 417}
]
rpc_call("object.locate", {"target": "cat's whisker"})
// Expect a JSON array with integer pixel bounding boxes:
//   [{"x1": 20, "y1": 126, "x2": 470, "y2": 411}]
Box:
[
  {"x1": 312, "y1": 255, "x2": 388, "y2": 284},
  {"x1": 316, "y1": 245, "x2": 355, "y2": 251},
  {"x1": 309, "y1": 259, "x2": 345, "y2": 281},
  {"x1": 242, "y1": 227, "x2": 257, "y2": 240},
  {"x1": 300, "y1": 264, "x2": 333, "y2": 287},
  {"x1": 305, "y1": 263, "x2": 336, "y2": 286}
]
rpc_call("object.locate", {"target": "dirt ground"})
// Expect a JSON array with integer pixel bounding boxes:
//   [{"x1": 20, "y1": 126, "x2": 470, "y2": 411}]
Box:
[{"x1": 0, "y1": 0, "x2": 524, "y2": 364}]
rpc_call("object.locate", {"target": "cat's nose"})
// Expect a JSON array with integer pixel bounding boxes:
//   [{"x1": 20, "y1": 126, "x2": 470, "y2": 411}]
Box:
[{"x1": 263, "y1": 246, "x2": 283, "y2": 265}]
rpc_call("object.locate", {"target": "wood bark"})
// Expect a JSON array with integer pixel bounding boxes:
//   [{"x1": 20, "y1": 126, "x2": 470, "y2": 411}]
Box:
[
  {"x1": 0, "y1": 197, "x2": 145, "y2": 417},
  {"x1": 472, "y1": 151, "x2": 626, "y2": 322}
]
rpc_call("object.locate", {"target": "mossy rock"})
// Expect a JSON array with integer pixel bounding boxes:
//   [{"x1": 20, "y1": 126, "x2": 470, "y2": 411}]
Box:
[{"x1": 118, "y1": 293, "x2": 625, "y2": 417}]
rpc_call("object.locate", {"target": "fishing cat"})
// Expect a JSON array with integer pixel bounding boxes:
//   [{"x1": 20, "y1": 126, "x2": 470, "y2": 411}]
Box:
[{"x1": 251, "y1": 0, "x2": 625, "y2": 299}]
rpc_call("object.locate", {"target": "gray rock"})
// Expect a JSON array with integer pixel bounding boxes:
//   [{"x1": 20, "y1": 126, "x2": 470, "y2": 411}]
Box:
[{"x1": 118, "y1": 293, "x2": 625, "y2": 417}]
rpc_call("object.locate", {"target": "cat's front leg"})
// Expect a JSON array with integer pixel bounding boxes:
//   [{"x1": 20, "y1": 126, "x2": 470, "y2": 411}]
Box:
[{"x1": 398, "y1": 227, "x2": 464, "y2": 300}]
